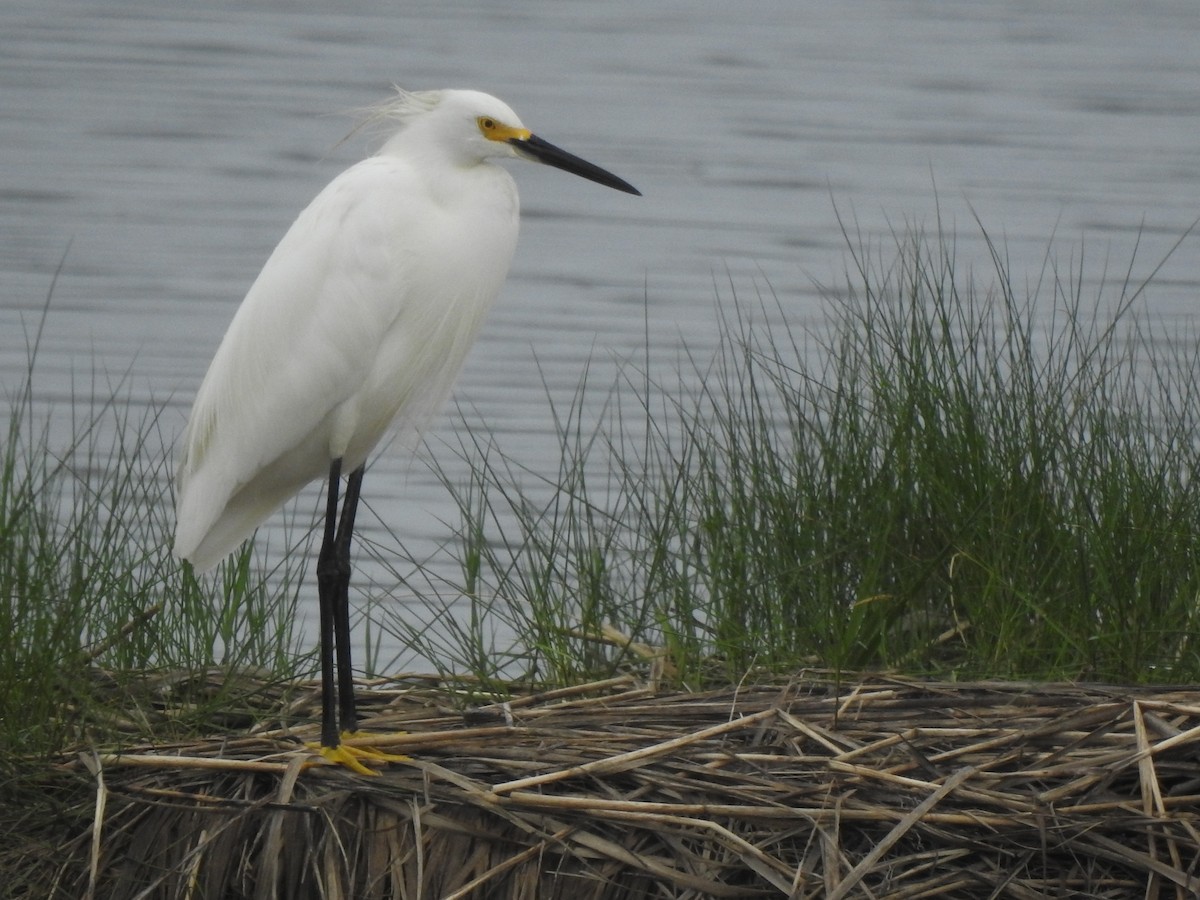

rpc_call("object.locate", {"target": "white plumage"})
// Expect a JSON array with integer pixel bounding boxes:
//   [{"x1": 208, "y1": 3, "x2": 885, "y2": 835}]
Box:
[
  {"x1": 171, "y1": 88, "x2": 639, "y2": 767},
  {"x1": 175, "y1": 92, "x2": 523, "y2": 570}
]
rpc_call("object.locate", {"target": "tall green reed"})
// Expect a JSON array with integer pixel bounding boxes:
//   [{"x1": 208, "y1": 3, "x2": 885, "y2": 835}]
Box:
[
  {"x1": 377, "y1": 219, "x2": 1200, "y2": 687},
  {"x1": 0, "y1": 284, "x2": 310, "y2": 759}
]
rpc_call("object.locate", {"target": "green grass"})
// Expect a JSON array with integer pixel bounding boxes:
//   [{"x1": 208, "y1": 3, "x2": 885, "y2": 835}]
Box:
[
  {"x1": 378, "y1": 217, "x2": 1200, "y2": 688},
  {"x1": 0, "y1": 285, "x2": 311, "y2": 763},
  {"x1": 4, "y1": 216, "x2": 1200, "y2": 765}
]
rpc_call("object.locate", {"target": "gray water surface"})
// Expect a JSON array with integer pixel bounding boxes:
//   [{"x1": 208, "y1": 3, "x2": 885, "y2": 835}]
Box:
[{"x1": 3, "y1": 0, "x2": 1199, "y2": 667}]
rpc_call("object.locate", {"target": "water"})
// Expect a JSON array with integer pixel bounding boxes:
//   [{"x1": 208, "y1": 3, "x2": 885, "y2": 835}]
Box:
[{"x1": 3, "y1": 0, "x2": 1199, "y2": 666}]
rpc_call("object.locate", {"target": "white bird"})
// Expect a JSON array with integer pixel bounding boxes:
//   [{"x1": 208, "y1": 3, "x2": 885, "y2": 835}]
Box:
[{"x1": 174, "y1": 88, "x2": 639, "y2": 772}]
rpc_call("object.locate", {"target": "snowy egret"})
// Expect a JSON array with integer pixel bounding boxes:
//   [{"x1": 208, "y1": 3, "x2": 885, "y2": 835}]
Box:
[{"x1": 174, "y1": 88, "x2": 639, "y2": 772}]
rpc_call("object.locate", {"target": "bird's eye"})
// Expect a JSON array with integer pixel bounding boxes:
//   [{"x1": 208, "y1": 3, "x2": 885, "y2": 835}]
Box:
[{"x1": 478, "y1": 117, "x2": 496, "y2": 131}]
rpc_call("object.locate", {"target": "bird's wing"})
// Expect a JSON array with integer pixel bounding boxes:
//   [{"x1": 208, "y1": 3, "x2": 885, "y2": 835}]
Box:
[{"x1": 174, "y1": 158, "x2": 420, "y2": 567}]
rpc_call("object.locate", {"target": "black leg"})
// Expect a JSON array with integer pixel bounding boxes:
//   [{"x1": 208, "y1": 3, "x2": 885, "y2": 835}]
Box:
[
  {"x1": 333, "y1": 464, "x2": 365, "y2": 734},
  {"x1": 315, "y1": 458, "x2": 344, "y2": 749}
]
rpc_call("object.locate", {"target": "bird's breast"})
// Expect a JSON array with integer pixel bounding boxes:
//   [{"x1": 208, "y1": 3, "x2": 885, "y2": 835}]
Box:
[{"x1": 328, "y1": 161, "x2": 521, "y2": 465}]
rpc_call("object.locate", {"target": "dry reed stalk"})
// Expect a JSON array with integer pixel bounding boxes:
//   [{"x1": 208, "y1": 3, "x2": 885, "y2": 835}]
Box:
[{"x1": 20, "y1": 671, "x2": 1200, "y2": 898}]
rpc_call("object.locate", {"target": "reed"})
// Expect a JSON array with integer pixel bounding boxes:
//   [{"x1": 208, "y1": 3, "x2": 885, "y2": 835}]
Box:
[
  {"x1": 39, "y1": 671, "x2": 1200, "y2": 898},
  {"x1": 0, "y1": 285, "x2": 311, "y2": 763},
  {"x1": 378, "y1": 218, "x2": 1200, "y2": 688}
]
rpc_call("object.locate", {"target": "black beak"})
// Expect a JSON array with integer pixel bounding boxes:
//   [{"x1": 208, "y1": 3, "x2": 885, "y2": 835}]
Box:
[{"x1": 511, "y1": 133, "x2": 641, "y2": 196}]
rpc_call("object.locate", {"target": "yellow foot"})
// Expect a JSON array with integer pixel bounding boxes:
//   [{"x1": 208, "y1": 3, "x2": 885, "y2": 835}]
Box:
[{"x1": 306, "y1": 732, "x2": 409, "y2": 776}]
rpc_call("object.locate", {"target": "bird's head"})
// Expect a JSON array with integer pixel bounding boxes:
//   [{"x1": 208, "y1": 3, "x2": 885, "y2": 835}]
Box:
[{"x1": 381, "y1": 88, "x2": 640, "y2": 196}]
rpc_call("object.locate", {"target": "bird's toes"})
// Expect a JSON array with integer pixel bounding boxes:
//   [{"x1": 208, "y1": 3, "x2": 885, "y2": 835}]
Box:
[{"x1": 309, "y1": 742, "x2": 383, "y2": 776}]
